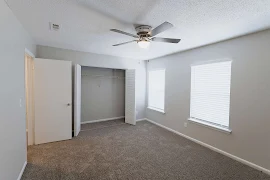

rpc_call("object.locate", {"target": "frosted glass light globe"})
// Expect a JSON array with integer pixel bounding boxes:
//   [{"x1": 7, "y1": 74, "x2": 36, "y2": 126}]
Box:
[{"x1": 137, "y1": 40, "x2": 150, "y2": 49}]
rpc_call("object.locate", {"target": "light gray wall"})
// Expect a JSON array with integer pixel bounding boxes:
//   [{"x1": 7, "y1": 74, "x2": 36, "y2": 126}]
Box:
[
  {"x1": 36, "y1": 45, "x2": 146, "y2": 120},
  {"x1": 146, "y1": 29, "x2": 270, "y2": 170},
  {"x1": 81, "y1": 67, "x2": 125, "y2": 122},
  {"x1": 0, "y1": 0, "x2": 36, "y2": 179}
]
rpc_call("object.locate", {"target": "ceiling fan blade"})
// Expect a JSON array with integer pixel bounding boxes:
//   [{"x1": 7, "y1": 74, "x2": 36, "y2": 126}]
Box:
[
  {"x1": 112, "y1": 40, "x2": 136, "y2": 46},
  {"x1": 110, "y1": 29, "x2": 138, "y2": 38},
  {"x1": 151, "y1": 22, "x2": 173, "y2": 37},
  {"x1": 152, "y1": 37, "x2": 181, "y2": 43}
]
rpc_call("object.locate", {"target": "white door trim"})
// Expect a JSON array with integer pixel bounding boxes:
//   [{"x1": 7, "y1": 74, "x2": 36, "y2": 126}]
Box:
[
  {"x1": 24, "y1": 52, "x2": 35, "y2": 146},
  {"x1": 25, "y1": 48, "x2": 35, "y2": 58}
]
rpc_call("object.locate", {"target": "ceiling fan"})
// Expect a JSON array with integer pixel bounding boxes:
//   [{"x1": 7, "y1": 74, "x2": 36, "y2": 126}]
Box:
[{"x1": 110, "y1": 22, "x2": 181, "y2": 49}]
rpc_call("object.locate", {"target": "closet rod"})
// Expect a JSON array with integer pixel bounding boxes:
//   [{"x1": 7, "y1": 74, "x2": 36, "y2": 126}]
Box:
[{"x1": 81, "y1": 75, "x2": 125, "y2": 79}]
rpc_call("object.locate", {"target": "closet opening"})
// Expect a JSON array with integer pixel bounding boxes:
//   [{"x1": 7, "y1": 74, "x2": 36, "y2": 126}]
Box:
[
  {"x1": 81, "y1": 66, "x2": 125, "y2": 131},
  {"x1": 74, "y1": 65, "x2": 136, "y2": 136}
]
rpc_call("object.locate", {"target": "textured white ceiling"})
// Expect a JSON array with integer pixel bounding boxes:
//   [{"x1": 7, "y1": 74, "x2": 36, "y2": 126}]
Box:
[{"x1": 6, "y1": 0, "x2": 270, "y2": 60}]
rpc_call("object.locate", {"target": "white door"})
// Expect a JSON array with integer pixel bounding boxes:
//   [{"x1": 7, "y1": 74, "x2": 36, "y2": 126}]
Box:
[
  {"x1": 125, "y1": 69, "x2": 136, "y2": 125},
  {"x1": 74, "y1": 64, "x2": 81, "y2": 136},
  {"x1": 34, "y1": 58, "x2": 72, "y2": 144}
]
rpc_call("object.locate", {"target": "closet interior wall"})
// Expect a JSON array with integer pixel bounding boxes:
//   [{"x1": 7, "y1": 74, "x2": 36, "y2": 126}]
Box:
[{"x1": 81, "y1": 66, "x2": 125, "y2": 123}]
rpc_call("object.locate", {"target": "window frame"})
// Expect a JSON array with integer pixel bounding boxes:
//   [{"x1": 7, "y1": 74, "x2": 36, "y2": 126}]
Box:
[
  {"x1": 188, "y1": 59, "x2": 232, "y2": 133},
  {"x1": 147, "y1": 69, "x2": 166, "y2": 114}
]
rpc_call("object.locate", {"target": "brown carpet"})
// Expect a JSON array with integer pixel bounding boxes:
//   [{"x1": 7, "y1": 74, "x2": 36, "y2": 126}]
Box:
[{"x1": 22, "y1": 120, "x2": 270, "y2": 180}]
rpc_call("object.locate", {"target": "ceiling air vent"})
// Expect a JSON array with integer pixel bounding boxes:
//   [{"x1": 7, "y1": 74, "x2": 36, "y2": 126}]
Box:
[{"x1": 50, "y1": 22, "x2": 60, "y2": 31}]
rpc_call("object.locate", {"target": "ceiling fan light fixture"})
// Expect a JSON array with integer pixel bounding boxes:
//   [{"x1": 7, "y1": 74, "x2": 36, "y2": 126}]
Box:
[
  {"x1": 110, "y1": 22, "x2": 180, "y2": 47},
  {"x1": 137, "y1": 40, "x2": 150, "y2": 49}
]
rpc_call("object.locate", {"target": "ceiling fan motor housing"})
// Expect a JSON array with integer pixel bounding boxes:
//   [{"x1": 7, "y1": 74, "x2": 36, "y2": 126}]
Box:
[{"x1": 135, "y1": 25, "x2": 152, "y2": 37}]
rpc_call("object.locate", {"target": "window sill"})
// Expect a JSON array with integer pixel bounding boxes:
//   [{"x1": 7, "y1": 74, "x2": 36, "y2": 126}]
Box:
[
  {"x1": 188, "y1": 118, "x2": 232, "y2": 134},
  {"x1": 147, "y1": 107, "x2": 165, "y2": 114}
]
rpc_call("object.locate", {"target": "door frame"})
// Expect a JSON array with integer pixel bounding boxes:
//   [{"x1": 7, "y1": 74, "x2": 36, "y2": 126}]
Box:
[{"x1": 25, "y1": 48, "x2": 35, "y2": 146}]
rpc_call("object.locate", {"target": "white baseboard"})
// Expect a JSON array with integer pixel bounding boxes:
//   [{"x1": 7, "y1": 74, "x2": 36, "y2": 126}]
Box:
[
  {"x1": 81, "y1": 116, "x2": 125, "y2": 124},
  {"x1": 145, "y1": 118, "x2": 270, "y2": 175},
  {"x1": 136, "y1": 118, "x2": 146, "y2": 122},
  {"x1": 17, "y1": 161, "x2": 27, "y2": 180}
]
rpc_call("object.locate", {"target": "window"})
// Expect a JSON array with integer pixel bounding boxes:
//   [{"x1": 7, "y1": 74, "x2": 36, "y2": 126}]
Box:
[
  {"x1": 148, "y1": 69, "x2": 165, "y2": 113},
  {"x1": 189, "y1": 60, "x2": 232, "y2": 132}
]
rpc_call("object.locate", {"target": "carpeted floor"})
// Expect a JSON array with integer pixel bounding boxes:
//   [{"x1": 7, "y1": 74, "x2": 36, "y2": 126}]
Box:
[
  {"x1": 81, "y1": 119, "x2": 125, "y2": 131},
  {"x1": 22, "y1": 120, "x2": 270, "y2": 180}
]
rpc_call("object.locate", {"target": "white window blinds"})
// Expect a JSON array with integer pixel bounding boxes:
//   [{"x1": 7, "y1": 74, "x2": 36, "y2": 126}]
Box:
[
  {"x1": 148, "y1": 69, "x2": 165, "y2": 111},
  {"x1": 190, "y1": 61, "x2": 232, "y2": 128}
]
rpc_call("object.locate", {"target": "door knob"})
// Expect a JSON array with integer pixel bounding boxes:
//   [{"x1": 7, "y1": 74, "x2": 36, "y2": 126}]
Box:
[{"x1": 67, "y1": 103, "x2": 71, "y2": 106}]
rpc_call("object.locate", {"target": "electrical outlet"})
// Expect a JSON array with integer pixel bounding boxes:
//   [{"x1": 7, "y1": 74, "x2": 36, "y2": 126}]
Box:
[{"x1": 184, "y1": 122, "x2": 188, "y2": 128}]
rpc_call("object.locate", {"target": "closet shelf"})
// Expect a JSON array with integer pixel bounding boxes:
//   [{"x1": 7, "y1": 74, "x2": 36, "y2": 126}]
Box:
[{"x1": 81, "y1": 75, "x2": 125, "y2": 79}]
